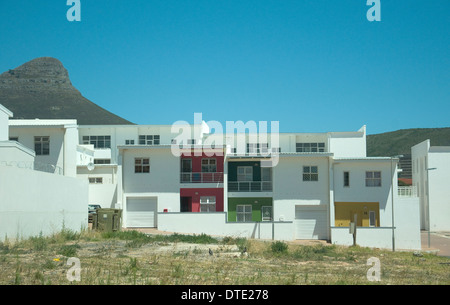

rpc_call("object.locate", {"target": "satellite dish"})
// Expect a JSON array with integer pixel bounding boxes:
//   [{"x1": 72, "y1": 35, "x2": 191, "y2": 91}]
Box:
[{"x1": 87, "y1": 162, "x2": 95, "y2": 171}]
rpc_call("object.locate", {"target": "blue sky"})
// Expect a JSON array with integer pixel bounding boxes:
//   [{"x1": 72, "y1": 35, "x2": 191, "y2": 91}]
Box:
[{"x1": 0, "y1": 1, "x2": 448, "y2": 135}]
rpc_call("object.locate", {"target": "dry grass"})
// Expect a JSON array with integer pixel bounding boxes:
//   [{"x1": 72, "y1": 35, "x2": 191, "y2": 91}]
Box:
[{"x1": 0, "y1": 229, "x2": 449, "y2": 285}]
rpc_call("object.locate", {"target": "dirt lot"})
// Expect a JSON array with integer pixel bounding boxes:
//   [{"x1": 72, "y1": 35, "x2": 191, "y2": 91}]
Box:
[{"x1": 1, "y1": 229, "x2": 449, "y2": 285}]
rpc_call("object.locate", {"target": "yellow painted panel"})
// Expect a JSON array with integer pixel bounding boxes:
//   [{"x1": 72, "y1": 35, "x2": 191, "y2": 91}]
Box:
[{"x1": 335, "y1": 202, "x2": 379, "y2": 227}]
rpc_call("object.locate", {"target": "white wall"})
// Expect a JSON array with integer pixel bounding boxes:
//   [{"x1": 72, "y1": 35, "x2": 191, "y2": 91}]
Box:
[
  {"x1": 11, "y1": 127, "x2": 64, "y2": 168},
  {"x1": 120, "y1": 147, "x2": 180, "y2": 213},
  {"x1": 273, "y1": 156, "x2": 330, "y2": 222},
  {"x1": 330, "y1": 197, "x2": 421, "y2": 250},
  {"x1": 0, "y1": 166, "x2": 88, "y2": 241},
  {"x1": 0, "y1": 104, "x2": 13, "y2": 141},
  {"x1": 328, "y1": 126, "x2": 366, "y2": 158},
  {"x1": 428, "y1": 147, "x2": 450, "y2": 231},
  {"x1": 411, "y1": 140, "x2": 429, "y2": 229},
  {"x1": 158, "y1": 212, "x2": 295, "y2": 240},
  {"x1": 332, "y1": 159, "x2": 396, "y2": 227},
  {"x1": 77, "y1": 165, "x2": 118, "y2": 208}
]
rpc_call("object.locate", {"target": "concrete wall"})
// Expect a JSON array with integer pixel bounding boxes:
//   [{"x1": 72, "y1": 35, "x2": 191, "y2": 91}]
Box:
[
  {"x1": 428, "y1": 147, "x2": 450, "y2": 231},
  {"x1": 332, "y1": 160, "x2": 396, "y2": 227},
  {"x1": 330, "y1": 197, "x2": 421, "y2": 250},
  {"x1": 158, "y1": 212, "x2": 294, "y2": 240},
  {"x1": 412, "y1": 140, "x2": 450, "y2": 231},
  {"x1": 273, "y1": 156, "x2": 330, "y2": 222},
  {"x1": 0, "y1": 166, "x2": 88, "y2": 241}
]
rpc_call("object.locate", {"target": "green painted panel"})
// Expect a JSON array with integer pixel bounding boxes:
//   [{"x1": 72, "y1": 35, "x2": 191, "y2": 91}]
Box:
[
  {"x1": 228, "y1": 161, "x2": 261, "y2": 182},
  {"x1": 227, "y1": 197, "x2": 272, "y2": 222}
]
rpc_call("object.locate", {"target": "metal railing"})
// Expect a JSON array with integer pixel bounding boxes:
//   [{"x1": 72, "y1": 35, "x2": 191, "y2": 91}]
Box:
[
  {"x1": 398, "y1": 186, "x2": 417, "y2": 197},
  {"x1": 228, "y1": 181, "x2": 273, "y2": 192},
  {"x1": 0, "y1": 161, "x2": 63, "y2": 175},
  {"x1": 180, "y1": 172, "x2": 224, "y2": 183}
]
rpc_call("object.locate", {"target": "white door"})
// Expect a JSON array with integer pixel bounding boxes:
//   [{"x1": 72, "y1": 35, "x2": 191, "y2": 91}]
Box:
[
  {"x1": 126, "y1": 197, "x2": 157, "y2": 228},
  {"x1": 295, "y1": 206, "x2": 328, "y2": 240}
]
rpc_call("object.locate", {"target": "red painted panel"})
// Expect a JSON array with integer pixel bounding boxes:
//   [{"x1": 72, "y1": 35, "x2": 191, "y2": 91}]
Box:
[
  {"x1": 180, "y1": 188, "x2": 224, "y2": 212},
  {"x1": 181, "y1": 152, "x2": 224, "y2": 173}
]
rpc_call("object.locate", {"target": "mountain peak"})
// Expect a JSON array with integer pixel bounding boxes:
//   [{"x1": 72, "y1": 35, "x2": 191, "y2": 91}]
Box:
[{"x1": 0, "y1": 57, "x2": 133, "y2": 125}]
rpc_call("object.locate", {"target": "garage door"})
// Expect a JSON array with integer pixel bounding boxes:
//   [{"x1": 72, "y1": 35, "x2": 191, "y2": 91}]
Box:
[
  {"x1": 295, "y1": 206, "x2": 328, "y2": 240},
  {"x1": 126, "y1": 197, "x2": 157, "y2": 228}
]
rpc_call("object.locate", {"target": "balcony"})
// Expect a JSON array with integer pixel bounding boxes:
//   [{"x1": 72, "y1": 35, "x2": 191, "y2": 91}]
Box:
[
  {"x1": 228, "y1": 181, "x2": 273, "y2": 192},
  {"x1": 180, "y1": 172, "x2": 224, "y2": 183},
  {"x1": 398, "y1": 186, "x2": 417, "y2": 197}
]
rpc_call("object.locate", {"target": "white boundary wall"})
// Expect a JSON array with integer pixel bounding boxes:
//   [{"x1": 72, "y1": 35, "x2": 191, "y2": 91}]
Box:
[
  {"x1": 0, "y1": 166, "x2": 88, "y2": 241},
  {"x1": 158, "y1": 212, "x2": 295, "y2": 240},
  {"x1": 330, "y1": 197, "x2": 421, "y2": 250}
]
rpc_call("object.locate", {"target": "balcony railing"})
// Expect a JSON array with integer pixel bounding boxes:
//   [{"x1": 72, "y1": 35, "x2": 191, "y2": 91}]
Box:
[
  {"x1": 398, "y1": 186, "x2": 417, "y2": 197},
  {"x1": 180, "y1": 172, "x2": 224, "y2": 183},
  {"x1": 228, "y1": 181, "x2": 273, "y2": 192}
]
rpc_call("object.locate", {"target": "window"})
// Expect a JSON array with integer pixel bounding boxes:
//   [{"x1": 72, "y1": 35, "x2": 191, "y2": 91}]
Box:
[
  {"x1": 187, "y1": 139, "x2": 196, "y2": 145},
  {"x1": 303, "y1": 166, "x2": 318, "y2": 181},
  {"x1": 135, "y1": 158, "x2": 150, "y2": 173},
  {"x1": 125, "y1": 139, "x2": 135, "y2": 145},
  {"x1": 236, "y1": 205, "x2": 252, "y2": 222},
  {"x1": 296, "y1": 142, "x2": 325, "y2": 153},
  {"x1": 369, "y1": 211, "x2": 376, "y2": 227},
  {"x1": 201, "y1": 158, "x2": 217, "y2": 172},
  {"x1": 88, "y1": 177, "x2": 103, "y2": 184},
  {"x1": 366, "y1": 171, "x2": 381, "y2": 187},
  {"x1": 344, "y1": 171, "x2": 350, "y2": 187},
  {"x1": 180, "y1": 159, "x2": 192, "y2": 182},
  {"x1": 237, "y1": 166, "x2": 253, "y2": 181},
  {"x1": 35, "y1": 136, "x2": 50, "y2": 155},
  {"x1": 82, "y1": 136, "x2": 111, "y2": 149},
  {"x1": 247, "y1": 143, "x2": 268, "y2": 154},
  {"x1": 200, "y1": 196, "x2": 216, "y2": 212},
  {"x1": 139, "y1": 135, "x2": 160, "y2": 145},
  {"x1": 94, "y1": 159, "x2": 111, "y2": 164}
]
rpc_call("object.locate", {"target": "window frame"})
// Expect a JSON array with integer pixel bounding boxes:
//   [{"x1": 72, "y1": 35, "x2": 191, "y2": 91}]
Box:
[
  {"x1": 138, "y1": 135, "x2": 160, "y2": 145},
  {"x1": 201, "y1": 158, "x2": 217, "y2": 173},
  {"x1": 303, "y1": 166, "x2": 319, "y2": 182},
  {"x1": 34, "y1": 136, "x2": 50, "y2": 156},
  {"x1": 88, "y1": 177, "x2": 103, "y2": 184},
  {"x1": 296, "y1": 142, "x2": 325, "y2": 153},
  {"x1": 82, "y1": 135, "x2": 111, "y2": 149},
  {"x1": 135, "y1": 158, "x2": 150, "y2": 173},
  {"x1": 200, "y1": 196, "x2": 216, "y2": 212},
  {"x1": 236, "y1": 205, "x2": 252, "y2": 222},
  {"x1": 343, "y1": 171, "x2": 350, "y2": 187},
  {"x1": 237, "y1": 166, "x2": 253, "y2": 182},
  {"x1": 365, "y1": 171, "x2": 382, "y2": 187}
]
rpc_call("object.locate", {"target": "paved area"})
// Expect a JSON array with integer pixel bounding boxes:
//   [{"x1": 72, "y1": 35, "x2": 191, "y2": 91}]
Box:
[{"x1": 421, "y1": 231, "x2": 450, "y2": 257}]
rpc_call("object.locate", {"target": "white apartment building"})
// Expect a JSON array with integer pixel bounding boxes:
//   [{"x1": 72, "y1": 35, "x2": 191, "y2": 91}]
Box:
[
  {"x1": 412, "y1": 140, "x2": 450, "y2": 231},
  {"x1": 0, "y1": 104, "x2": 88, "y2": 241},
  {"x1": 3, "y1": 110, "x2": 422, "y2": 250}
]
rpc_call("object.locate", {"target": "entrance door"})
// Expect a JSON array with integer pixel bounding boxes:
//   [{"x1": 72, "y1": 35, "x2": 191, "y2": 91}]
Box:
[{"x1": 180, "y1": 196, "x2": 191, "y2": 212}]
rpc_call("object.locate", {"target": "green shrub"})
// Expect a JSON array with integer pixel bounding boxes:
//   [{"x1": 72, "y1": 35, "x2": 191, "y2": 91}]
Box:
[{"x1": 271, "y1": 241, "x2": 288, "y2": 254}]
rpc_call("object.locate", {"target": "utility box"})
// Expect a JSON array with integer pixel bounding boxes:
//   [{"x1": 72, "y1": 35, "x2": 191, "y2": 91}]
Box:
[{"x1": 92, "y1": 208, "x2": 122, "y2": 232}]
